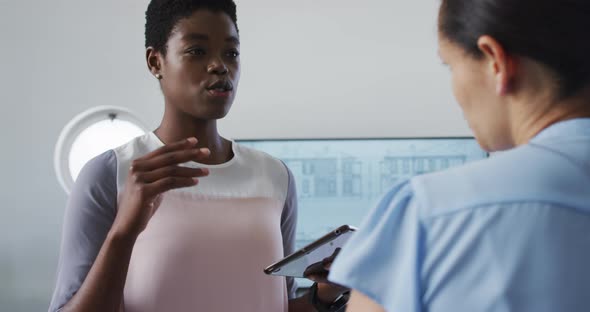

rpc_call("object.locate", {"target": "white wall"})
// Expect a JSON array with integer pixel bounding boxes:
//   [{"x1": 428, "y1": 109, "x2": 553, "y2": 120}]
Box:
[
  {"x1": 0, "y1": 0, "x2": 470, "y2": 310},
  {"x1": 231, "y1": 0, "x2": 469, "y2": 139}
]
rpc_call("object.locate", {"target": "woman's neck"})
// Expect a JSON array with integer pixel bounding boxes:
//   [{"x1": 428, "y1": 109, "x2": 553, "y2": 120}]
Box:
[
  {"x1": 512, "y1": 87, "x2": 590, "y2": 146},
  {"x1": 154, "y1": 109, "x2": 233, "y2": 165}
]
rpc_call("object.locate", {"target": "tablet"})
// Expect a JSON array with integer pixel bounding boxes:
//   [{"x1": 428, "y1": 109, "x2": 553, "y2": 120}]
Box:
[{"x1": 264, "y1": 225, "x2": 357, "y2": 278}]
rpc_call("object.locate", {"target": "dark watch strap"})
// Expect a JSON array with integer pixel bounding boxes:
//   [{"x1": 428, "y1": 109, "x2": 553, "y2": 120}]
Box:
[{"x1": 309, "y1": 282, "x2": 350, "y2": 312}]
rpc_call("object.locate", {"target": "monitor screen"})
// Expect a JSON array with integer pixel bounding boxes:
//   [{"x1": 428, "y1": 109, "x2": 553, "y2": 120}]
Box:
[{"x1": 239, "y1": 138, "x2": 487, "y2": 250}]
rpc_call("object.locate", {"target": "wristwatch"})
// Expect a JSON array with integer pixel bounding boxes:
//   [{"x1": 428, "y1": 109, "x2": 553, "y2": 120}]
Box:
[{"x1": 309, "y1": 282, "x2": 350, "y2": 312}]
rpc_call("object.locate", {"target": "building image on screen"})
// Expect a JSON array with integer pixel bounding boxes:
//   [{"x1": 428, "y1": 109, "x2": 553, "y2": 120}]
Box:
[{"x1": 240, "y1": 138, "x2": 487, "y2": 248}]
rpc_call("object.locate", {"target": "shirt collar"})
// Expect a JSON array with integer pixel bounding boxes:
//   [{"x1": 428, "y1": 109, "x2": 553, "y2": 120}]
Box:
[{"x1": 530, "y1": 118, "x2": 590, "y2": 143}]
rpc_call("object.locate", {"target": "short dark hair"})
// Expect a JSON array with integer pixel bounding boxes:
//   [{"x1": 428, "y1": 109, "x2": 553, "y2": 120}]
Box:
[
  {"x1": 145, "y1": 0, "x2": 238, "y2": 55},
  {"x1": 438, "y1": 0, "x2": 590, "y2": 98}
]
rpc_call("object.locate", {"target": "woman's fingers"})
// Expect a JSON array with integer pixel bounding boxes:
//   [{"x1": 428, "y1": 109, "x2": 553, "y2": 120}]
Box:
[
  {"x1": 144, "y1": 176, "x2": 200, "y2": 196},
  {"x1": 139, "y1": 166, "x2": 210, "y2": 184},
  {"x1": 132, "y1": 147, "x2": 211, "y2": 172},
  {"x1": 125, "y1": 137, "x2": 213, "y2": 199}
]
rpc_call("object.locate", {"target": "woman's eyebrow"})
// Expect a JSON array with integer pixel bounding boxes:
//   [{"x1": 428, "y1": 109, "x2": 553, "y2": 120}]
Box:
[{"x1": 182, "y1": 33, "x2": 240, "y2": 45}]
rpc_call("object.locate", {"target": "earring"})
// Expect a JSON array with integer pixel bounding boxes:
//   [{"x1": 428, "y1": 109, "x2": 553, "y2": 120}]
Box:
[{"x1": 155, "y1": 74, "x2": 162, "y2": 79}]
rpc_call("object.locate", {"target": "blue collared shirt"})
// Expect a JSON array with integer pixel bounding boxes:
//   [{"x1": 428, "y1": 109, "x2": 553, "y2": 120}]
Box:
[{"x1": 329, "y1": 118, "x2": 590, "y2": 312}]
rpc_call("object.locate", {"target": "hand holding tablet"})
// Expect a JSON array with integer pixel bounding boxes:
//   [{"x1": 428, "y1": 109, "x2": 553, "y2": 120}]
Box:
[{"x1": 264, "y1": 225, "x2": 356, "y2": 278}]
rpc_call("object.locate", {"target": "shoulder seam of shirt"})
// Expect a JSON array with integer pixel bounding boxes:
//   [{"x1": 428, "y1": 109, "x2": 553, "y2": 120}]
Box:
[
  {"x1": 421, "y1": 199, "x2": 590, "y2": 222},
  {"x1": 529, "y1": 142, "x2": 590, "y2": 174}
]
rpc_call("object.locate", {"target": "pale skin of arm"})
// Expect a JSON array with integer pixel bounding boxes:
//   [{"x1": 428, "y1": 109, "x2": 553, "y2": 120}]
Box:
[{"x1": 346, "y1": 291, "x2": 386, "y2": 312}]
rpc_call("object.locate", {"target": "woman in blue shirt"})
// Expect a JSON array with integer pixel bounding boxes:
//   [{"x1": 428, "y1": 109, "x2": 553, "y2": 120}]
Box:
[{"x1": 329, "y1": 0, "x2": 590, "y2": 311}]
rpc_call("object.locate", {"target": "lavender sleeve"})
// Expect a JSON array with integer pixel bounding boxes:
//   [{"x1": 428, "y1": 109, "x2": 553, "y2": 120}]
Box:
[
  {"x1": 48, "y1": 150, "x2": 118, "y2": 312},
  {"x1": 281, "y1": 164, "x2": 299, "y2": 299}
]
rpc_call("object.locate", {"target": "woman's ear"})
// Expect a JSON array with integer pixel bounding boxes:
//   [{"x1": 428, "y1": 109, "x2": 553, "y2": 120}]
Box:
[
  {"x1": 146, "y1": 47, "x2": 163, "y2": 79},
  {"x1": 477, "y1": 35, "x2": 517, "y2": 96}
]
